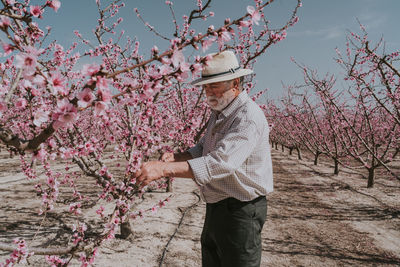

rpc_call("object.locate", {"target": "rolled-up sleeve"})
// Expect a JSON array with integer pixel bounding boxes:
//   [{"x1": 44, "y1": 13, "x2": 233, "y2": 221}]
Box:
[{"x1": 188, "y1": 119, "x2": 259, "y2": 186}]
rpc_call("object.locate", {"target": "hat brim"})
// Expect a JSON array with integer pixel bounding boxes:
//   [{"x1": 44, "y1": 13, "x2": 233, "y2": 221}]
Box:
[{"x1": 191, "y1": 69, "x2": 253, "y2": 86}]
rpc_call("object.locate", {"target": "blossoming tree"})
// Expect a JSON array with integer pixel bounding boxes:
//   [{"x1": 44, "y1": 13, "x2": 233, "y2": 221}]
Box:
[
  {"x1": 0, "y1": 0, "x2": 301, "y2": 265},
  {"x1": 268, "y1": 26, "x2": 400, "y2": 188}
]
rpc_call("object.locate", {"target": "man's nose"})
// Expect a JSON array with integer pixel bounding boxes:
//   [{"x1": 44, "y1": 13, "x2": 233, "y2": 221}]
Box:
[{"x1": 205, "y1": 90, "x2": 214, "y2": 97}]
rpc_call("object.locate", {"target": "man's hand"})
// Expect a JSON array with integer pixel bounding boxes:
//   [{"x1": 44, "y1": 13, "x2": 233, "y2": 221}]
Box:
[
  {"x1": 133, "y1": 161, "x2": 166, "y2": 188},
  {"x1": 161, "y1": 152, "x2": 175, "y2": 162}
]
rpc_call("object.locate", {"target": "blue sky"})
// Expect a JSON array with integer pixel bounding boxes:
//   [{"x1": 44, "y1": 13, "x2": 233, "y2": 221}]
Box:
[{"x1": 28, "y1": 0, "x2": 400, "y2": 100}]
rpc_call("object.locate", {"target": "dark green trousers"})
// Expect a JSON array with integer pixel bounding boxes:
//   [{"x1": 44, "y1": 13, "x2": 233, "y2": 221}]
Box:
[{"x1": 201, "y1": 196, "x2": 267, "y2": 267}]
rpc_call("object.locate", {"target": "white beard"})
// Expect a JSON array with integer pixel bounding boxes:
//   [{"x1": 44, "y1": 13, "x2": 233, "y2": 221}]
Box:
[{"x1": 206, "y1": 89, "x2": 236, "y2": 111}]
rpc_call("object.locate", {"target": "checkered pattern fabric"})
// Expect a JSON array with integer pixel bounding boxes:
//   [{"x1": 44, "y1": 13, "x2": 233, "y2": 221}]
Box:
[{"x1": 188, "y1": 91, "x2": 273, "y2": 203}]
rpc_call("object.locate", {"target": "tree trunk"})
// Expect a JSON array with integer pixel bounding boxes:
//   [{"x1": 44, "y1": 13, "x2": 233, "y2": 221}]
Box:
[
  {"x1": 120, "y1": 220, "x2": 132, "y2": 239},
  {"x1": 281, "y1": 144, "x2": 284, "y2": 152},
  {"x1": 289, "y1": 147, "x2": 293, "y2": 155},
  {"x1": 334, "y1": 158, "x2": 339, "y2": 175},
  {"x1": 296, "y1": 147, "x2": 302, "y2": 160},
  {"x1": 367, "y1": 168, "x2": 375, "y2": 188},
  {"x1": 166, "y1": 177, "x2": 173, "y2": 192},
  {"x1": 314, "y1": 151, "x2": 320, "y2": 165},
  {"x1": 275, "y1": 143, "x2": 278, "y2": 150}
]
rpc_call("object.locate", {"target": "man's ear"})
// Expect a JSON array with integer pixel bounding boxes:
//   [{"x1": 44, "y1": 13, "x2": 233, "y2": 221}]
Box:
[
  {"x1": 232, "y1": 78, "x2": 241, "y2": 97},
  {"x1": 232, "y1": 78, "x2": 240, "y2": 90}
]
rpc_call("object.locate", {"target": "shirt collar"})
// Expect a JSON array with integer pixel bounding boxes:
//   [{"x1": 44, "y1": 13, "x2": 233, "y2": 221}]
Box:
[{"x1": 214, "y1": 91, "x2": 248, "y2": 119}]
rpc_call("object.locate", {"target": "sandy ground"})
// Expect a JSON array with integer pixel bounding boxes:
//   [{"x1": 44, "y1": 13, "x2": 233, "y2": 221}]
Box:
[{"x1": 1, "y1": 148, "x2": 400, "y2": 266}]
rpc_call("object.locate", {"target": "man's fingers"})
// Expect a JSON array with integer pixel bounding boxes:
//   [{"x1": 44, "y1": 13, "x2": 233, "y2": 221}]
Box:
[
  {"x1": 161, "y1": 153, "x2": 174, "y2": 162},
  {"x1": 136, "y1": 173, "x2": 145, "y2": 183},
  {"x1": 137, "y1": 178, "x2": 152, "y2": 189},
  {"x1": 132, "y1": 171, "x2": 139, "y2": 178}
]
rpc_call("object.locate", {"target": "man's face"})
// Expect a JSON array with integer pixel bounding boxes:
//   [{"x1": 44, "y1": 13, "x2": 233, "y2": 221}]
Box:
[
  {"x1": 203, "y1": 80, "x2": 232, "y2": 98},
  {"x1": 202, "y1": 80, "x2": 239, "y2": 111}
]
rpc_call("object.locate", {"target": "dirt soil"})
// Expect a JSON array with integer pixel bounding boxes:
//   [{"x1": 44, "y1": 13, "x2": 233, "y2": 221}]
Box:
[{"x1": 0, "y1": 148, "x2": 400, "y2": 266}]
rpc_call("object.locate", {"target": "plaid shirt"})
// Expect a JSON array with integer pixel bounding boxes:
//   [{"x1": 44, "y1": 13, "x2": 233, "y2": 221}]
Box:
[{"x1": 187, "y1": 91, "x2": 273, "y2": 203}]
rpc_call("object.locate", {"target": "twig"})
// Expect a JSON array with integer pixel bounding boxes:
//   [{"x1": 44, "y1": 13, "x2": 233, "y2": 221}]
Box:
[{"x1": 5, "y1": 68, "x2": 22, "y2": 104}]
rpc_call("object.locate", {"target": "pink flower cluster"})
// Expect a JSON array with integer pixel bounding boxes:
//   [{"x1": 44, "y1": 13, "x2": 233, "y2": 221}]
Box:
[
  {"x1": 1, "y1": 239, "x2": 32, "y2": 266},
  {"x1": 52, "y1": 99, "x2": 78, "y2": 129}
]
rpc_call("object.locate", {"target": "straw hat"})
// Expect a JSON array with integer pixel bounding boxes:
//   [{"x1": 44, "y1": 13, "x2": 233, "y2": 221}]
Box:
[{"x1": 191, "y1": 51, "x2": 253, "y2": 86}]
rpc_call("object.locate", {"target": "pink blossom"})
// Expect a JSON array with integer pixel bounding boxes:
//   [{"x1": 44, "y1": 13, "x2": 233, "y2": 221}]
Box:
[
  {"x1": 0, "y1": 101, "x2": 7, "y2": 117},
  {"x1": 192, "y1": 63, "x2": 202, "y2": 74},
  {"x1": 30, "y1": 6, "x2": 43, "y2": 17},
  {"x1": 48, "y1": 139, "x2": 56, "y2": 148},
  {"x1": 59, "y1": 147, "x2": 77, "y2": 159},
  {"x1": 34, "y1": 147, "x2": 47, "y2": 160},
  {"x1": 113, "y1": 217, "x2": 120, "y2": 225},
  {"x1": 94, "y1": 101, "x2": 108, "y2": 115},
  {"x1": 21, "y1": 79, "x2": 32, "y2": 89},
  {"x1": 201, "y1": 37, "x2": 215, "y2": 52},
  {"x1": 0, "y1": 15, "x2": 11, "y2": 29},
  {"x1": 33, "y1": 110, "x2": 49, "y2": 126},
  {"x1": 49, "y1": 72, "x2": 67, "y2": 95},
  {"x1": 239, "y1": 20, "x2": 251, "y2": 27},
  {"x1": 24, "y1": 46, "x2": 44, "y2": 56},
  {"x1": 46, "y1": 255, "x2": 66, "y2": 266},
  {"x1": 203, "y1": 54, "x2": 214, "y2": 65},
  {"x1": 14, "y1": 35, "x2": 21, "y2": 43},
  {"x1": 96, "y1": 76, "x2": 109, "y2": 90},
  {"x1": 69, "y1": 202, "x2": 82, "y2": 215},
  {"x1": 82, "y1": 63, "x2": 100, "y2": 76},
  {"x1": 0, "y1": 101, "x2": 6, "y2": 111},
  {"x1": 218, "y1": 30, "x2": 231, "y2": 49},
  {"x1": 2, "y1": 43, "x2": 13, "y2": 56},
  {"x1": 270, "y1": 30, "x2": 286, "y2": 42},
  {"x1": 159, "y1": 64, "x2": 172, "y2": 75},
  {"x1": 0, "y1": 85, "x2": 6, "y2": 96},
  {"x1": 30, "y1": 88, "x2": 40, "y2": 96},
  {"x1": 47, "y1": 0, "x2": 61, "y2": 12},
  {"x1": 158, "y1": 199, "x2": 166, "y2": 208},
  {"x1": 83, "y1": 142, "x2": 95, "y2": 153},
  {"x1": 97, "y1": 88, "x2": 112, "y2": 103},
  {"x1": 151, "y1": 45, "x2": 159, "y2": 54},
  {"x1": 52, "y1": 99, "x2": 77, "y2": 129},
  {"x1": 77, "y1": 88, "x2": 95, "y2": 108},
  {"x1": 15, "y1": 52, "x2": 37, "y2": 73},
  {"x1": 171, "y1": 49, "x2": 185, "y2": 68},
  {"x1": 247, "y1": 6, "x2": 261, "y2": 25},
  {"x1": 180, "y1": 62, "x2": 190, "y2": 73},
  {"x1": 96, "y1": 206, "x2": 105, "y2": 217},
  {"x1": 32, "y1": 75, "x2": 46, "y2": 87},
  {"x1": 161, "y1": 57, "x2": 171, "y2": 65},
  {"x1": 16, "y1": 98, "x2": 27, "y2": 109}
]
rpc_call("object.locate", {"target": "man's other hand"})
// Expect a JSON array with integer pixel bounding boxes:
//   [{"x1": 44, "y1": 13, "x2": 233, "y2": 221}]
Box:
[
  {"x1": 161, "y1": 152, "x2": 175, "y2": 162},
  {"x1": 133, "y1": 161, "x2": 165, "y2": 188}
]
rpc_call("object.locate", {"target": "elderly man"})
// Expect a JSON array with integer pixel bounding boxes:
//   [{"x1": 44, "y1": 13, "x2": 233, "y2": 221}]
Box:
[{"x1": 134, "y1": 50, "x2": 273, "y2": 267}]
